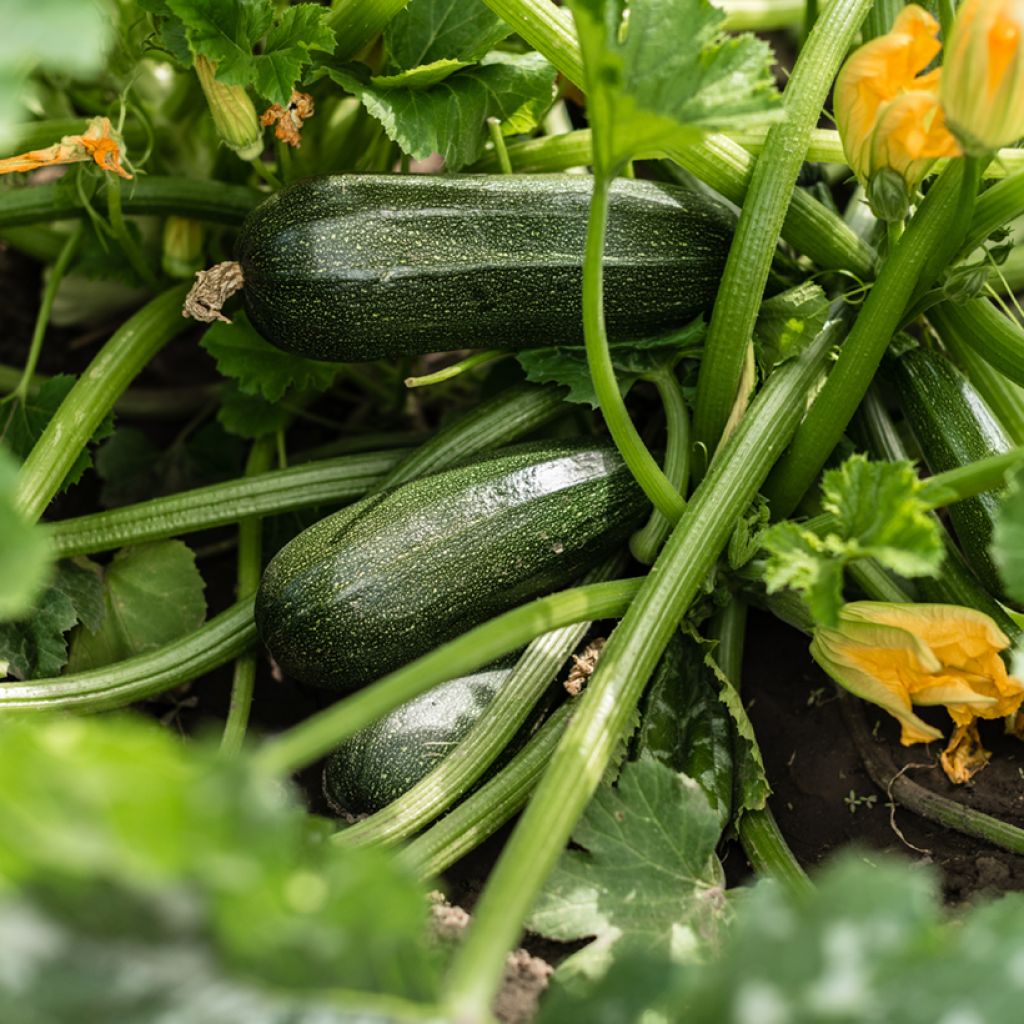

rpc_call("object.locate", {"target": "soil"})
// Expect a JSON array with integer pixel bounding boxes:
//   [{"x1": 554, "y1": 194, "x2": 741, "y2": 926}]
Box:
[{"x1": 741, "y1": 607, "x2": 1024, "y2": 903}]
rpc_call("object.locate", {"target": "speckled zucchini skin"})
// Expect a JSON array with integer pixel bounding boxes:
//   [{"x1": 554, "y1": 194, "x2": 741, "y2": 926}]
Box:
[
  {"x1": 236, "y1": 174, "x2": 733, "y2": 361},
  {"x1": 893, "y1": 348, "x2": 1012, "y2": 598},
  {"x1": 255, "y1": 441, "x2": 645, "y2": 691},
  {"x1": 323, "y1": 661, "x2": 513, "y2": 814}
]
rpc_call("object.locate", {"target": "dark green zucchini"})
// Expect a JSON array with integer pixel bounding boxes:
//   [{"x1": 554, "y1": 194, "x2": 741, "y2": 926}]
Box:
[
  {"x1": 892, "y1": 347, "x2": 1013, "y2": 599},
  {"x1": 255, "y1": 441, "x2": 645, "y2": 691},
  {"x1": 235, "y1": 174, "x2": 733, "y2": 361},
  {"x1": 324, "y1": 661, "x2": 514, "y2": 815}
]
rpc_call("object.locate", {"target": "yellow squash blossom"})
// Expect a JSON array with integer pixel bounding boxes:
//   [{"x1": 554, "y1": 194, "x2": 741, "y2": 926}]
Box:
[
  {"x1": 834, "y1": 6, "x2": 960, "y2": 217},
  {"x1": 811, "y1": 602, "x2": 1024, "y2": 755},
  {"x1": 0, "y1": 116, "x2": 132, "y2": 179},
  {"x1": 942, "y1": 0, "x2": 1024, "y2": 154}
]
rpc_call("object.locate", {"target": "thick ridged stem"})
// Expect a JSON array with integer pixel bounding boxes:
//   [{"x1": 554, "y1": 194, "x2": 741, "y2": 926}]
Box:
[
  {"x1": 14, "y1": 285, "x2": 191, "y2": 522},
  {"x1": 443, "y1": 317, "x2": 841, "y2": 1022},
  {"x1": 691, "y1": 0, "x2": 871, "y2": 459},
  {"x1": 929, "y1": 299, "x2": 1024, "y2": 392}
]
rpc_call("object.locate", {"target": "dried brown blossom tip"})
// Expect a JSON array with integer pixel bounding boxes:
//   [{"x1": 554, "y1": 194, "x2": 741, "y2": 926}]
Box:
[
  {"x1": 261, "y1": 91, "x2": 315, "y2": 148},
  {"x1": 182, "y1": 261, "x2": 245, "y2": 324}
]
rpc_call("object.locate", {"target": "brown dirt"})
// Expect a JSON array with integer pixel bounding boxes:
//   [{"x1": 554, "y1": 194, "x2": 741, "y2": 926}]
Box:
[{"x1": 741, "y1": 608, "x2": 1024, "y2": 903}]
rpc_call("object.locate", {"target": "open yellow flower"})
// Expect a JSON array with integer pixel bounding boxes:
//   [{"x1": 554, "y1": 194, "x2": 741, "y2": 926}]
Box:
[
  {"x1": 0, "y1": 116, "x2": 132, "y2": 179},
  {"x1": 811, "y1": 602, "x2": 1024, "y2": 748},
  {"x1": 942, "y1": 0, "x2": 1024, "y2": 154},
  {"x1": 834, "y1": 6, "x2": 960, "y2": 217}
]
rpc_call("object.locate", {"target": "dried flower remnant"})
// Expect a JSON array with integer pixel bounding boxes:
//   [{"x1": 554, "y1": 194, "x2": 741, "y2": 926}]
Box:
[
  {"x1": 811, "y1": 602, "x2": 1024, "y2": 782},
  {"x1": 941, "y1": 0, "x2": 1024, "y2": 154},
  {"x1": 834, "y1": 5, "x2": 959, "y2": 219},
  {"x1": 261, "y1": 92, "x2": 315, "y2": 148},
  {"x1": 0, "y1": 116, "x2": 132, "y2": 179}
]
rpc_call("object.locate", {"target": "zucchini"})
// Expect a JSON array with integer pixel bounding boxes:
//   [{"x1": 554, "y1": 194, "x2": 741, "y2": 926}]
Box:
[
  {"x1": 892, "y1": 347, "x2": 1013, "y2": 599},
  {"x1": 324, "y1": 661, "x2": 514, "y2": 815},
  {"x1": 255, "y1": 441, "x2": 645, "y2": 691},
  {"x1": 235, "y1": 174, "x2": 733, "y2": 361}
]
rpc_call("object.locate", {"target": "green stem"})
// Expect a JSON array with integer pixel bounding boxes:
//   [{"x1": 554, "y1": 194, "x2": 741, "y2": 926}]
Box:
[
  {"x1": 630, "y1": 369, "x2": 690, "y2": 564},
  {"x1": 254, "y1": 578, "x2": 643, "y2": 776},
  {"x1": 14, "y1": 284, "x2": 191, "y2": 523},
  {"x1": 928, "y1": 299, "x2": 1024, "y2": 391},
  {"x1": 478, "y1": 0, "x2": 877, "y2": 279},
  {"x1": 403, "y1": 350, "x2": 505, "y2": 388},
  {"x1": 443, "y1": 315, "x2": 841, "y2": 1021},
  {"x1": 47, "y1": 449, "x2": 402, "y2": 558},
  {"x1": 11, "y1": 223, "x2": 83, "y2": 403},
  {"x1": 486, "y1": 117, "x2": 513, "y2": 174},
  {"x1": 583, "y1": 175, "x2": 685, "y2": 521},
  {"x1": 940, "y1": 315, "x2": 1024, "y2": 446},
  {"x1": 862, "y1": 0, "x2": 903, "y2": 38},
  {"x1": 221, "y1": 438, "x2": 275, "y2": 756},
  {"x1": 104, "y1": 177, "x2": 160, "y2": 290},
  {"x1": 399, "y1": 704, "x2": 573, "y2": 879},
  {"x1": 937, "y1": 0, "x2": 957, "y2": 41},
  {"x1": 328, "y1": 0, "x2": 412, "y2": 59},
  {"x1": 764, "y1": 160, "x2": 982, "y2": 518},
  {"x1": 0, "y1": 178, "x2": 260, "y2": 229},
  {"x1": 919, "y1": 448, "x2": 1024, "y2": 508},
  {"x1": 692, "y1": 0, "x2": 872, "y2": 459},
  {"x1": 841, "y1": 691, "x2": 1024, "y2": 857},
  {"x1": 380, "y1": 383, "x2": 567, "y2": 489},
  {"x1": 337, "y1": 555, "x2": 625, "y2": 847},
  {"x1": 960, "y1": 168, "x2": 1024, "y2": 257},
  {"x1": 0, "y1": 599, "x2": 256, "y2": 712}
]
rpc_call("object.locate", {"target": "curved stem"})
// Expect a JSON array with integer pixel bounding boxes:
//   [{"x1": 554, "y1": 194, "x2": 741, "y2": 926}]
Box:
[
  {"x1": 630, "y1": 369, "x2": 690, "y2": 564},
  {"x1": 583, "y1": 176, "x2": 685, "y2": 521},
  {"x1": 221, "y1": 438, "x2": 275, "y2": 755},
  {"x1": 254, "y1": 578, "x2": 644, "y2": 777},
  {"x1": 928, "y1": 298, "x2": 1024, "y2": 392},
  {"x1": 764, "y1": 160, "x2": 982, "y2": 518},
  {"x1": 404, "y1": 350, "x2": 506, "y2": 388},
  {"x1": 15, "y1": 284, "x2": 191, "y2": 523},
  {"x1": 104, "y1": 177, "x2": 160, "y2": 290},
  {"x1": 691, "y1": 0, "x2": 872, "y2": 459},
  {"x1": 11, "y1": 223, "x2": 83, "y2": 403},
  {"x1": 399, "y1": 704, "x2": 573, "y2": 879},
  {"x1": 443, "y1": 315, "x2": 840, "y2": 1022},
  {"x1": 0, "y1": 599, "x2": 257, "y2": 712}
]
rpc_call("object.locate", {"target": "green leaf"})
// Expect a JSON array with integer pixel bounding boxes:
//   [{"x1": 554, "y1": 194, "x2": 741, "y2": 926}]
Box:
[
  {"x1": 384, "y1": 0, "x2": 511, "y2": 70},
  {"x1": 517, "y1": 320, "x2": 705, "y2": 407},
  {"x1": 715, "y1": 674, "x2": 769, "y2": 816},
  {"x1": 163, "y1": 0, "x2": 334, "y2": 105},
  {"x1": 753, "y1": 282, "x2": 830, "y2": 374},
  {"x1": 66, "y1": 542, "x2": 206, "y2": 672},
  {"x1": 0, "y1": 376, "x2": 115, "y2": 494},
  {"x1": 993, "y1": 465, "x2": 1024, "y2": 604},
  {"x1": 761, "y1": 456, "x2": 945, "y2": 627},
  {"x1": 201, "y1": 312, "x2": 344, "y2": 402},
  {"x1": 528, "y1": 758, "x2": 727, "y2": 986},
  {"x1": 0, "y1": 447, "x2": 51, "y2": 622},
  {"x1": 568, "y1": 0, "x2": 780, "y2": 173},
  {"x1": 371, "y1": 57, "x2": 472, "y2": 89},
  {"x1": 0, "y1": 559, "x2": 104, "y2": 679},
  {"x1": 218, "y1": 382, "x2": 293, "y2": 439},
  {"x1": 326, "y1": 51, "x2": 556, "y2": 170},
  {"x1": 0, "y1": 714, "x2": 440, "y2": 1006}
]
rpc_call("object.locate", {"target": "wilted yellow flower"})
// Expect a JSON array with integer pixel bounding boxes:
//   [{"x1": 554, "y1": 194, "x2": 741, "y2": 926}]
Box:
[
  {"x1": 942, "y1": 0, "x2": 1024, "y2": 154},
  {"x1": 0, "y1": 116, "x2": 132, "y2": 179},
  {"x1": 834, "y1": 6, "x2": 960, "y2": 217},
  {"x1": 811, "y1": 602, "x2": 1024, "y2": 747}
]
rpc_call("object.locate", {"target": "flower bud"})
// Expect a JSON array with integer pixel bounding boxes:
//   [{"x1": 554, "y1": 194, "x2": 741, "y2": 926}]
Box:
[
  {"x1": 194, "y1": 55, "x2": 263, "y2": 161},
  {"x1": 941, "y1": 0, "x2": 1024, "y2": 154},
  {"x1": 162, "y1": 216, "x2": 204, "y2": 279},
  {"x1": 834, "y1": 6, "x2": 959, "y2": 216}
]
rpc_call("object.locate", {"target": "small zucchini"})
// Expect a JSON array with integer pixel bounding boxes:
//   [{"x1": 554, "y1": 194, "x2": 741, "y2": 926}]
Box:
[
  {"x1": 256, "y1": 441, "x2": 646, "y2": 691},
  {"x1": 892, "y1": 347, "x2": 1013, "y2": 599},
  {"x1": 234, "y1": 174, "x2": 733, "y2": 361},
  {"x1": 324, "y1": 661, "x2": 515, "y2": 815}
]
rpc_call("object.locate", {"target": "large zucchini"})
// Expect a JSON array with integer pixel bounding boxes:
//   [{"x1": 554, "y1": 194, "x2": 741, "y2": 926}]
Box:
[
  {"x1": 255, "y1": 441, "x2": 645, "y2": 691},
  {"x1": 892, "y1": 347, "x2": 1013, "y2": 599},
  {"x1": 235, "y1": 174, "x2": 733, "y2": 361}
]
